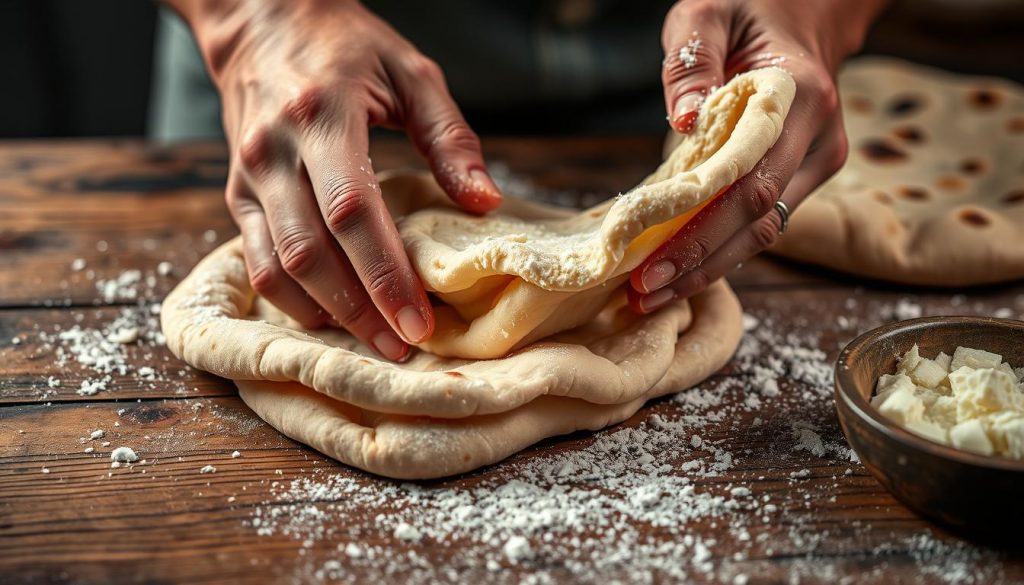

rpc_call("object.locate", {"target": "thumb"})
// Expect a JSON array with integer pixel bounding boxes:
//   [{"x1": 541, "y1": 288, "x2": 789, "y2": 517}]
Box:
[
  {"x1": 395, "y1": 56, "x2": 502, "y2": 214},
  {"x1": 662, "y1": 6, "x2": 729, "y2": 133}
]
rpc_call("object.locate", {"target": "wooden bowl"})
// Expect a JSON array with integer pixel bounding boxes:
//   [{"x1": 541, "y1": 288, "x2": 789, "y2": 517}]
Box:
[{"x1": 835, "y1": 316, "x2": 1024, "y2": 534}]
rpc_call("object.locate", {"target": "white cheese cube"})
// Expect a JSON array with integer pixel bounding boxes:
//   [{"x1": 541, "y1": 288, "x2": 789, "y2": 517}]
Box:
[
  {"x1": 933, "y1": 351, "x2": 952, "y2": 373},
  {"x1": 904, "y1": 419, "x2": 949, "y2": 445},
  {"x1": 980, "y1": 412, "x2": 1021, "y2": 456},
  {"x1": 949, "y1": 419, "x2": 994, "y2": 456},
  {"x1": 949, "y1": 367, "x2": 1023, "y2": 421},
  {"x1": 896, "y1": 345, "x2": 922, "y2": 376},
  {"x1": 992, "y1": 415, "x2": 1024, "y2": 459},
  {"x1": 1014, "y1": 367, "x2": 1024, "y2": 383},
  {"x1": 909, "y1": 357, "x2": 948, "y2": 389},
  {"x1": 924, "y1": 396, "x2": 958, "y2": 428},
  {"x1": 872, "y1": 374, "x2": 915, "y2": 408},
  {"x1": 915, "y1": 387, "x2": 943, "y2": 409},
  {"x1": 947, "y1": 366, "x2": 974, "y2": 397},
  {"x1": 951, "y1": 346, "x2": 1003, "y2": 372},
  {"x1": 996, "y1": 361, "x2": 1017, "y2": 381},
  {"x1": 876, "y1": 387, "x2": 925, "y2": 426}
]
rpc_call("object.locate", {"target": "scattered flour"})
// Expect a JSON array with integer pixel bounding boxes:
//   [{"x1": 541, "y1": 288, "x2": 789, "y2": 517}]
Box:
[
  {"x1": 243, "y1": 303, "x2": 1005, "y2": 584},
  {"x1": 110, "y1": 447, "x2": 139, "y2": 466}
]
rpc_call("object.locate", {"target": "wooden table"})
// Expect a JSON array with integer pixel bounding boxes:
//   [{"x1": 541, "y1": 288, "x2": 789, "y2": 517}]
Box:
[{"x1": 1, "y1": 138, "x2": 1022, "y2": 584}]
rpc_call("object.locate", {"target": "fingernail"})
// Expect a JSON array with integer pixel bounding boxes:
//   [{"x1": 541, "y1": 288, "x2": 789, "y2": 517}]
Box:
[
  {"x1": 642, "y1": 261, "x2": 677, "y2": 292},
  {"x1": 396, "y1": 305, "x2": 430, "y2": 343},
  {"x1": 672, "y1": 93, "x2": 703, "y2": 132},
  {"x1": 639, "y1": 288, "x2": 675, "y2": 314},
  {"x1": 469, "y1": 168, "x2": 502, "y2": 200},
  {"x1": 372, "y1": 331, "x2": 408, "y2": 362}
]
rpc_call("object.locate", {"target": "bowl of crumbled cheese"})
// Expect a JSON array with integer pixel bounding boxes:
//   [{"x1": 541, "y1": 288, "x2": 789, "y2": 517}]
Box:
[{"x1": 834, "y1": 316, "x2": 1024, "y2": 533}]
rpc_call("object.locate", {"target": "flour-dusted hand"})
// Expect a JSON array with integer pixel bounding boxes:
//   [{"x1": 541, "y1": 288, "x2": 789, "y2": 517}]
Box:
[
  {"x1": 631, "y1": 0, "x2": 888, "y2": 312},
  {"x1": 166, "y1": 0, "x2": 502, "y2": 361}
]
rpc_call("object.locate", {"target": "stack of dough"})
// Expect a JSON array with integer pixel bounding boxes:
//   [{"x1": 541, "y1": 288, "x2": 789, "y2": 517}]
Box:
[
  {"x1": 161, "y1": 68, "x2": 796, "y2": 479},
  {"x1": 773, "y1": 58, "x2": 1024, "y2": 286}
]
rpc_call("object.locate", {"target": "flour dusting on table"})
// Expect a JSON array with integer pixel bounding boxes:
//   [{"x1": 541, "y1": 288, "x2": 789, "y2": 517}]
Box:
[{"x1": 244, "y1": 308, "x2": 1004, "y2": 584}]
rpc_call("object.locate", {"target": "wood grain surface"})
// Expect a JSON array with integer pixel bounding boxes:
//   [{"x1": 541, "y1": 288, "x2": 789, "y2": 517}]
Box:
[{"x1": 1, "y1": 139, "x2": 1022, "y2": 585}]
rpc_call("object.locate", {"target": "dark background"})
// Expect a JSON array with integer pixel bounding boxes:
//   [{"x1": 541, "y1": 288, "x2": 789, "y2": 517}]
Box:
[
  {"x1": 1, "y1": 1, "x2": 157, "y2": 137},
  {"x1": 1, "y1": 0, "x2": 1021, "y2": 139}
]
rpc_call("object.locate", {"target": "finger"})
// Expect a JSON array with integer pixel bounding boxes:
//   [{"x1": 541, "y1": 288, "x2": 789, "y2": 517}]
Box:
[
  {"x1": 629, "y1": 127, "x2": 846, "y2": 313},
  {"x1": 255, "y1": 162, "x2": 411, "y2": 362},
  {"x1": 631, "y1": 95, "x2": 821, "y2": 295},
  {"x1": 661, "y1": 3, "x2": 729, "y2": 132},
  {"x1": 389, "y1": 54, "x2": 502, "y2": 214},
  {"x1": 225, "y1": 173, "x2": 327, "y2": 329},
  {"x1": 302, "y1": 119, "x2": 435, "y2": 346}
]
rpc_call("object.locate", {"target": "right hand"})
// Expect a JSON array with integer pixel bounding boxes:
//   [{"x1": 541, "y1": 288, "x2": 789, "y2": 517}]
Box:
[
  {"x1": 172, "y1": 0, "x2": 502, "y2": 361},
  {"x1": 629, "y1": 0, "x2": 887, "y2": 313}
]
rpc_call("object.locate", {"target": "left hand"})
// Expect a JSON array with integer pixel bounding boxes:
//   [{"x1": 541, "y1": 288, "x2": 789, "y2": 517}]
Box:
[{"x1": 629, "y1": 0, "x2": 887, "y2": 313}]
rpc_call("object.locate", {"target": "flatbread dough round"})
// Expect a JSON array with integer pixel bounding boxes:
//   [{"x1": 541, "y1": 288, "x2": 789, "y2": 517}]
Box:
[
  {"x1": 162, "y1": 238, "x2": 741, "y2": 478},
  {"x1": 162, "y1": 68, "x2": 795, "y2": 479},
  {"x1": 772, "y1": 58, "x2": 1024, "y2": 286}
]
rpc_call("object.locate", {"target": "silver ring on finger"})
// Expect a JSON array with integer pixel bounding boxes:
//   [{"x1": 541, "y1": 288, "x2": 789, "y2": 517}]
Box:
[{"x1": 774, "y1": 200, "x2": 790, "y2": 236}]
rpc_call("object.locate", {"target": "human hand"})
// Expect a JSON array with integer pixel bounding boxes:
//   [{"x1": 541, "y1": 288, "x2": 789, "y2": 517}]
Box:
[
  {"x1": 170, "y1": 0, "x2": 502, "y2": 360},
  {"x1": 630, "y1": 0, "x2": 888, "y2": 313}
]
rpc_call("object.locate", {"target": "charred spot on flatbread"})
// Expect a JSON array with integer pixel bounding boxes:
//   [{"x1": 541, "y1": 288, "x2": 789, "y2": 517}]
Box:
[
  {"x1": 968, "y1": 88, "x2": 1001, "y2": 110},
  {"x1": 847, "y1": 95, "x2": 873, "y2": 114},
  {"x1": 936, "y1": 175, "x2": 967, "y2": 191},
  {"x1": 959, "y1": 159, "x2": 987, "y2": 176},
  {"x1": 958, "y1": 208, "x2": 991, "y2": 227},
  {"x1": 897, "y1": 186, "x2": 929, "y2": 201},
  {"x1": 893, "y1": 126, "x2": 926, "y2": 144},
  {"x1": 887, "y1": 94, "x2": 925, "y2": 116},
  {"x1": 860, "y1": 139, "x2": 907, "y2": 163}
]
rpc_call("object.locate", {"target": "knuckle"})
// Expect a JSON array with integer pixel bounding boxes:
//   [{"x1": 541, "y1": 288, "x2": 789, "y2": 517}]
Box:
[
  {"x1": 672, "y1": 234, "x2": 711, "y2": 270},
  {"x1": 752, "y1": 215, "x2": 781, "y2": 250},
  {"x1": 282, "y1": 85, "x2": 330, "y2": 132},
  {"x1": 429, "y1": 118, "x2": 481, "y2": 154},
  {"x1": 800, "y1": 68, "x2": 839, "y2": 117},
  {"x1": 322, "y1": 178, "x2": 372, "y2": 234},
  {"x1": 662, "y1": 59, "x2": 712, "y2": 88},
  {"x1": 332, "y1": 297, "x2": 374, "y2": 329},
  {"x1": 690, "y1": 235, "x2": 712, "y2": 264},
  {"x1": 749, "y1": 174, "x2": 783, "y2": 219},
  {"x1": 363, "y1": 258, "x2": 402, "y2": 296},
  {"x1": 238, "y1": 125, "x2": 277, "y2": 177},
  {"x1": 224, "y1": 178, "x2": 256, "y2": 218},
  {"x1": 679, "y1": 267, "x2": 711, "y2": 296},
  {"x1": 224, "y1": 185, "x2": 246, "y2": 215},
  {"x1": 249, "y1": 260, "x2": 283, "y2": 296},
  {"x1": 276, "y1": 227, "x2": 322, "y2": 278},
  {"x1": 405, "y1": 54, "x2": 444, "y2": 80}
]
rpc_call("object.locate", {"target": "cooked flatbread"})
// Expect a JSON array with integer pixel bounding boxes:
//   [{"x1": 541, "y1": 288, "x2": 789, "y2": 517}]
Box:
[
  {"x1": 161, "y1": 68, "x2": 794, "y2": 479},
  {"x1": 773, "y1": 58, "x2": 1024, "y2": 286}
]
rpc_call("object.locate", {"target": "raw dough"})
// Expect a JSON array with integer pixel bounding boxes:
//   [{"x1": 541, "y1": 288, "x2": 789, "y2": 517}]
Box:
[
  {"x1": 161, "y1": 68, "x2": 795, "y2": 479},
  {"x1": 162, "y1": 239, "x2": 742, "y2": 478},
  {"x1": 772, "y1": 58, "x2": 1024, "y2": 286},
  {"x1": 395, "y1": 67, "x2": 794, "y2": 358}
]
